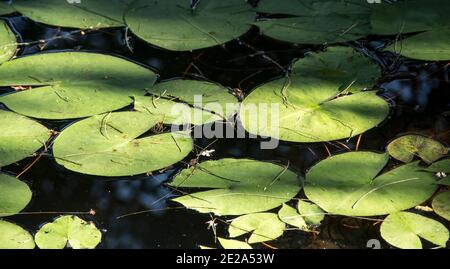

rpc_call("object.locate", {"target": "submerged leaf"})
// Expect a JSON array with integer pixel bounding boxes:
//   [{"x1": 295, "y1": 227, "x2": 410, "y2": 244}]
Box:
[
  {"x1": 170, "y1": 158, "x2": 301, "y2": 216},
  {"x1": 380, "y1": 211, "x2": 449, "y2": 249},
  {"x1": 0, "y1": 173, "x2": 32, "y2": 217},
  {"x1": 0, "y1": 110, "x2": 50, "y2": 167},
  {"x1": 0, "y1": 52, "x2": 157, "y2": 119},
  {"x1": 228, "y1": 213, "x2": 285, "y2": 244},
  {"x1": 0, "y1": 20, "x2": 16, "y2": 64},
  {"x1": 53, "y1": 112, "x2": 193, "y2": 177},
  {"x1": 432, "y1": 192, "x2": 450, "y2": 222},
  {"x1": 387, "y1": 134, "x2": 448, "y2": 164},
  {"x1": 0, "y1": 220, "x2": 35, "y2": 249},
  {"x1": 278, "y1": 204, "x2": 308, "y2": 230},
  {"x1": 304, "y1": 152, "x2": 438, "y2": 217},
  {"x1": 35, "y1": 215, "x2": 102, "y2": 249},
  {"x1": 218, "y1": 238, "x2": 252, "y2": 249}
]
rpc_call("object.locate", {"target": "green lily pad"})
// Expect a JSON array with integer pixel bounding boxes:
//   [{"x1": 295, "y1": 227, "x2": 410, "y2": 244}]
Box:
[
  {"x1": 0, "y1": 52, "x2": 157, "y2": 119},
  {"x1": 170, "y1": 158, "x2": 301, "y2": 216},
  {"x1": 297, "y1": 200, "x2": 325, "y2": 227},
  {"x1": 380, "y1": 211, "x2": 449, "y2": 249},
  {"x1": 0, "y1": 220, "x2": 35, "y2": 249},
  {"x1": 0, "y1": 110, "x2": 50, "y2": 167},
  {"x1": 13, "y1": 0, "x2": 130, "y2": 29},
  {"x1": 0, "y1": 2, "x2": 15, "y2": 15},
  {"x1": 426, "y1": 159, "x2": 450, "y2": 173},
  {"x1": 278, "y1": 204, "x2": 308, "y2": 230},
  {"x1": 218, "y1": 238, "x2": 252, "y2": 249},
  {"x1": 256, "y1": 0, "x2": 372, "y2": 44},
  {"x1": 126, "y1": 0, "x2": 255, "y2": 51},
  {"x1": 387, "y1": 134, "x2": 449, "y2": 164},
  {"x1": 228, "y1": 213, "x2": 285, "y2": 244},
  {"x1": 35, "y1": 215, "x2": 102, "y2": 249},
  {"x1": 52, "y1": 112, "x2": 193, "y2": 177},
  {"x1": 0, "y1": 20, "x2": 16, "y2": 64},
  {"x1": 134, "y1": 79, "x2": 238, "y2": 125},
  {"x1": 432, "y1": 192, "x2": 450, "y2": 222},
  {"x1": 0, "y1": 173, "x2": 32, "y2": 217},
  {"x1": 240, "y1": 47, "x2": 388, "y2": 143},
  {"x1": 304, "y1": 152, "x2": 438, "y2": 217}
]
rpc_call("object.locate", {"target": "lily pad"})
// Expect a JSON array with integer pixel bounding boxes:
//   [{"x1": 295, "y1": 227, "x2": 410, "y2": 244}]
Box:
[
  {"x1": 52, "y1": 112, "x2": 193, "y2": 177},
  {"x1": 432, "y1": 192, "x2": 450, "y2": 222},
  {"x1": 0, "y1": 2, "x2": 14, "y2": 15},
  {"x1": 240, "y1": 47, "x2": 388, "y2": 143},
  {"x1": 228, "y1": 213, "x2": 285, "y2": 244},
  {"x1": 0, "y1": 220, "x2": 35, "y2": 249},
  {"x1": 297, "y1": 200, "x2": 325, "y2": 227},
  {"x1": 35, "y1": 215, "x2": 102, "y2": 249},
  {"x1": 278, "y1": 204, "x2": 308, "y2": 230},
  {"x1": 218, "y1": 238, "x2": 252, "y2": 249},
  {"x1": 0, "y1": 110, "x2": 50, "y2": 167},
  {"x1": 0, "y1": 52, "x2": 157, "y2": 119},
  {"x1": 0, "y1": 173, "x2": 32, "y2": 217},
  {"x1": 304, "y1": 152, "x2": 438, "y2": 217},
  {"x1": 426, "y1": 159, "x2": 450, "y2": 173},
  {"x1": 387, "y1": 134, "x2": 448, "y2": 164},
  {"x1": 134, "y1": 79, "x2": 238, "y2": 125},
  {"x1": 126, "y1": 0, "x2": 255, "y2": 51},
  {"x1": 0, "y1": 20, "x2": 16, "y2": 64},
  {"x1": 256, "y1": 0, "x2": 372, "y2": 44},
  {"x1": 13, "y1": 0, "x2": 130, "y2": 29},
  {"x1": 170, "y1": 158, "x2": 301, "y2": 216},
  {"x1": 380, "y1": 211, "x2": 449, "y2": 249}
]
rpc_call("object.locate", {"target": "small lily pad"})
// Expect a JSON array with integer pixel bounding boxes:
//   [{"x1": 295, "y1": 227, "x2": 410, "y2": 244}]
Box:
[
  {"x1": 380, "y1": 211, "x2": 449, "y2": 249},
  {"x1": 170, "y1": 158, "x2": 301, "y2": 216},
  {"x1": 432, "y1": 192, "x2": 450, "y2": 222},
  {"x1": 218, "y1": 238, "x2": 252, "y2": 249},
  {"x1": 0, "y1": 220, "x2": 35, "y2": 249},
  {"x1": 0, "y1": 20, "x2": 16, "y2": 64},
  {"x1": 35, "y1": 215, "x2": 102, "y2": 249},
  {"x1": 0, "y1": 110, "x2": 50, "y2": 167},
  {"x1": 228, "y1": 213, "x2": 285, "y2": 244},
  {"x1": 278, "y1": 204, "x2": 308, "y2": 230},
  {"x1": 304, "y1": 152, "x2": 438, "y2": 217},
  {"x1": 387, "y1": 134, "x2": 448, "y2": 164},
  {"x1": 297, "y1": 200, "x2": 325, "y2": 227},
  {"x1": 53, "y1": 112, "x2": 193, "y2": 177},
  {"x1": 0, "y1": 173, "x2": 32, "y2": 217},
  {"x1": 0, "y1": 52, "x2": 157, "y2": 119}
]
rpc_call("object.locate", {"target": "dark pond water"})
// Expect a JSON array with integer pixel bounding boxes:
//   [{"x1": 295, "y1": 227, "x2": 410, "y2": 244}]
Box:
[{"x1": 1, "y1": 8, "x2": 449, "y2": 249}]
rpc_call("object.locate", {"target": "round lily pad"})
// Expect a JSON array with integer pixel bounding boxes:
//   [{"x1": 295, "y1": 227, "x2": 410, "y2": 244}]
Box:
[
  {"x1": 0, "y1": 220, "x2": 35, "y2": 249},
  {"x1": 228, "y1": 213, "x2": 285, "y2": 244},
  {"x1": 304, "y1": 152, "x2": 438, "y2": 217},
  {"x1": 387, "y1": 134, "x2": 448, "y2": 164},
  {"x1": 0, "y1": 20, "x2": 16, "y2": 64},
  {"x1": 170, "y1": 158, "x2": 301, "y2": 216},
  {"x1": 0, "y1": 173, "x2": 32, "y2": 217},
  {"x1": 0, "y1": 52, "x2": 157, "y2": 119},
  {"x1": 240, "y1": 47, "x2": 388, "y2": 143},
  {"x1": 297, "y1": 200, "x2": 325, "y2": 227},
  {"x1": 432, "y1": 192, "x2": 450, "y2": 222},
  {"x1": 380, "y1": 211, "x2": 449, "y2": 249},
  {"x1": 126, "y1": 0, "x2": 255, "y2": 51},
  {"x1": 13, "y1": 0, "x2": 130, "y2": 29},
  {"x1": 35, "y1": 215, "x2": 102, "y2": 249},
  {"x1": 278, "y1": 204, "x2": 308, "y2": 230},
  {"x1": 53, "y1": 111, "x2": 193, "y2": 177},
  {"x1": 0, "y1": 110, "x2": 50, "y2": 167}
]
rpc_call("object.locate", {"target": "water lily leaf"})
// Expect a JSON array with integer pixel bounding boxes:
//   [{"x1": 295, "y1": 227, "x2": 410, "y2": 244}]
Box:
[
  {"x1": 0, "y1": 110, "x2": 50, "y2": 167},
  {"x1": 387, "y1": 135, "x2": 449, "y2": 164},
  {"x1": 380, "y1": 211, "x2": 449, "y2": 249},
  {"x1": 240, "y1": 47, "x2": 388, "y2": 143},
  {"x1": 278, "y1": 204, "x2": 308, "y2": 230},
  {"x1": 0, "y1": 52, "x2": 157, "y2": 119},
  {"x1": 218, "y1": 238, "x2": 252, "y2": 249},
  {"x1": 426, "y1": 159, "x2": 450, "y2": 173},
  {"x1": 52, "y1": 112, "x2": 193, "y2": 177},
  {"x1": 13, "y1": 0, "x2": 130, "y2": 29},
  {"x1": 304, "y1": 152, "x2": 438, "y2": 217},
  {"x1": 228, "y1": 213, "x2": 285, "y2": 243},
  {"x1": 0, "y1": 20, "x2": 16, "y2": 64},
  {"x1": 170, "y1": 158, "x2": 301, "y2": 216},
  {"x1": 432, "y1": 192, "x2": 450, "y2": 222},
  {"x1": 35, "y1": 215, "x2": 102, "y2": 249},
  {"x1": 0, "y1": 173, "x2": 32, "y2": 217},
  {"x1": 0, "y1": 220, "x2": 35, "y2": 249},
  {"x1": 0, "y1": 2, "x2": 14, "y2": 15},
  {"x1": 126, "y1": 0, "x2": 255, "y2": 51},
  {"x1": 134, "y1": 79, "x2": 238, "y2": 125},
  {"x1": 255, "y1": 0, "x2": 372, "y2": 44},
  {"x1": 297, "y1": 200, "x2": 325, "y2": 227}
]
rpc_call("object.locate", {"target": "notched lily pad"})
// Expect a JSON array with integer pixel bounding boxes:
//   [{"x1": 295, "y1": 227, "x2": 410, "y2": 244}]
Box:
[
  {"x1": 35, "y1": 215, "x2": 102, "y2": 249},
  {"x1": 387, "y1": 134, "x2": 448, "y2": 164},
  {"x1": 53, "y1": 112, "x2": 193, "y2": 177},
  {"x1": 304, "y1": 152, "x2": 438, "y2": 217},
  {"x1": 0, "y1": 220, "x2": 35, "y2": 249},
  {"x1": 278, "y1": 204, "x2": 308, "y2": 230},
  {"x1": 0, "y1": 20, "x2": 16, "y2": 64},
  {"x1": 170, "y1": 158, "x2": 301, "y2": 216},
  {"x1": 380, "y1": 211, "x2": 449, "y2": 249},
  {"x1": 0, "y1": 173, "x2": 32, "y2": 217},
  {"x1": 432, "y1": 192, "x2": 450, "y2": 222},
  {"x1": 297, "y1": 200, "x2": 325, "y2": 227},
  {"x1": 228, "y1": 213, "x2": 285, "y2": 244}
]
